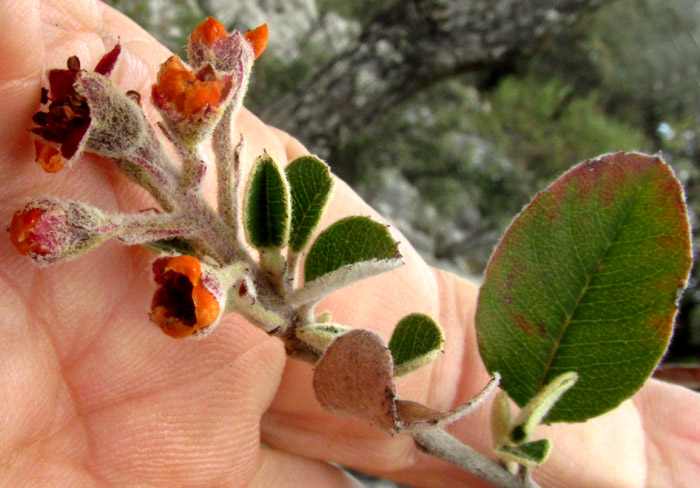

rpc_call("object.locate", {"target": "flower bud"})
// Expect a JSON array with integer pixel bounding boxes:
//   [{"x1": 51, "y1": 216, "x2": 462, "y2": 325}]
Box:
[
  {"x1": 9, "y1": 198, "x2": 112, "y2": 264},
  {"x1": 151, "y1": 255, "x2": 226, "y2": 338},
  {"x1": 187, "y1": 18, "x2": 258, "y2": 72}
]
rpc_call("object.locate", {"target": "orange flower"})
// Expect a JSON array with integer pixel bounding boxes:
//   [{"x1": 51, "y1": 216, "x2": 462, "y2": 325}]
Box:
[
  {"x1": 151, "y1": 56, "x2": 231, "y2": 116},
  {"x1": 151, "y1": 256, "x2": 222, "y2": 338},
  {"x1": 244, "y1": 24, "x2": 269, "y2": 60},
  {"x1": 33, "y1": 140, "x2": 66, "y2": 173},
  {"x1": 190, "y1": 17, "x2": 227, "y2": 46},
  {"x1": 9, "y1": 208, "x2": 49, "y2": 256}
]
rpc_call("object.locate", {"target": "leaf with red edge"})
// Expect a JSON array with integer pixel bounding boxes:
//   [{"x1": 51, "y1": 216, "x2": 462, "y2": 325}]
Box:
[{"x1": 476, "y1": 152, "x2": 692, "y2": 423}]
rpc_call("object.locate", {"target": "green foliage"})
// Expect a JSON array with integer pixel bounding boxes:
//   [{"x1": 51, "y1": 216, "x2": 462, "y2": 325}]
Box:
[
  {"x1": 476, "y1": 153, "x2": 692, "y2": 422},
  {"x1": 147, "y1": 237, "x2": 196, "y2": 256},
  {"x1": 243, "y1": 154, "x2": 291, "y2": 249},
  {"x1": 316, "y1": 0, "x2": 397, "y2": 24},
  {"x1": 286, "y1": 155, "x2": 335, "y2": 252},
  {"x1": 304, "y1": 216, "x2": 399, "y2": 283},
  {"x1": 496, "y1": 440, "x2": 551, "y2": 468},
  {"x1": 389, "y1": 314, "x2": 444, "y2": 376},
  {"x1": 472, "y1": 75, "x2": 649, "y2": 184}
]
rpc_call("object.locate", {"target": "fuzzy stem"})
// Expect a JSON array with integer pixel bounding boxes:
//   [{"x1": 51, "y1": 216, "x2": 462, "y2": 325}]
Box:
[
  {"x1": 213, "y1": 107, "x2": 242, "y2": 232},
  {"x1": 412, "y1": 429, "x2": 537, "y2": 488},
  {"x1": 181, "y1": 145, "x2": 207, "y2": 190},
  {"x1": 111, "y1": 213, "x2": 196, "y2": 245},
  {"x1": 284, "y1": 250, "x2": 301, "y2": 295}
]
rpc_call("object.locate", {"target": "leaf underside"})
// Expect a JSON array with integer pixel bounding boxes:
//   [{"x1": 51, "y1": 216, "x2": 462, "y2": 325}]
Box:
[
  {"x1": 312, "y1": 329, "x2": 398, "y2": 433},
  {"x1": 476, "y1": 152, "x2": 692, "y2": 423},
  {"x1": 304, "y1": 216, "x2": 400, "y2": 283}
]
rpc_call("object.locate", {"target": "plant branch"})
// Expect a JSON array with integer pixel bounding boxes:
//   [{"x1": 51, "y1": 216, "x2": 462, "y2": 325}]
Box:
[{"x1": 412, "y1": 428, "x2": 538, "y2": 488}]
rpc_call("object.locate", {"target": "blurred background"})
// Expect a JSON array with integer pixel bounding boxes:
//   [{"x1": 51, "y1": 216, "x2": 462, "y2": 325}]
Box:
[{"x1": 106, "y1": 0, "x2": 700, "y2": 370}]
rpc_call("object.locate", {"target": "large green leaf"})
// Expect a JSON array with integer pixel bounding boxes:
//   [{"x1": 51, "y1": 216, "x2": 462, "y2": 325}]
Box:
[
  {"x1": 389, "y1": 314, "x2": 444, "y2": 376},
  {"x1": 304, "y1": 216, "x2": 400, "y2": 283},
  {"x1": 243, "y1": 153, "x2": 291, "y2": 249},
  {"x1": 286, "y1": 155, "x2": 335, "y2": 252},
  {"x1": 476, "y1": 152, "x2": 692, "y2": 423}
]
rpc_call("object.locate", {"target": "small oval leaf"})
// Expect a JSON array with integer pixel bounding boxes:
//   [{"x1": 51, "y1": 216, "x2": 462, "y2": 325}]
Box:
[
  {"x1": 312, "y1": 329, "x2": 398, "y2": 433},
  {"x1": 389, "y1": 313, "x2": 444, "y2": 376},
  {"x1": 476, "y1": 152, "x2": 692, "y2": 423},
  {"x1": 243, "y1": 153, "x2": 290, "y2": 250},
  {"x1": 286, "y1": 155, "x2": 335, "y2": 252},
  {"x1": 304, "y1": 216, "x2": 400, "y2": 283},
  {"x1": 496, "y1": 439, "x2": 551, "y2": 468},
  {"x1": 147, "y1": 237, "x2": 196, "y2": 256}
]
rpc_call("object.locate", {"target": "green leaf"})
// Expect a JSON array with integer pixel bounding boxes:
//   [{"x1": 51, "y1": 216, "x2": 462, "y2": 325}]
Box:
[
  {"x1": 304, "y1": 216, "x2": 400, "y2": 283},
  {"x1": 146, "y1": 237, "x2": 196, "y2": 255},
  {"x1": 510, "y1": 372, "x2": 578, "y2": 443},
  {"x1": 243, "y1": 153, "x2": 291, "y2": 249},
  {"x1": 389, "y1": 314, "x2": 444, "y2": 376},
  {"x1": 286, "y1": 155, "x2": 335, "y2": 252},
  {"x1": 296, "y1": 323, "x2": 350, "y2": 352},
  {"x1": 476, "y1": 152, "x2": 692, "y2": 423},
  {"x1": 496, "y1": 439, "x2": 552, "y2": 468}
]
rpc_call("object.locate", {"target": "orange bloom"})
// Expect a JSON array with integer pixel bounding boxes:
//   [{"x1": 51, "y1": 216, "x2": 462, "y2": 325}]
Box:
[
  {"x1": 152, "y1": 56, "x2": 230, "y2": 116},
  {"x1": 9, "y1": 208, "x2": 49, "y2": 256},
  {"x1": 34, "y1": 140, "x2": 66, "y2": 173},
  {"x1": 244, "y1": 24, "x2": 269, "y2": 60},
  {"x1": 190, "y1": 17, "x2": 227, "y2": 46},
  {"x1": 151, "y1": 256, "x2": 221, "y2": 338}
]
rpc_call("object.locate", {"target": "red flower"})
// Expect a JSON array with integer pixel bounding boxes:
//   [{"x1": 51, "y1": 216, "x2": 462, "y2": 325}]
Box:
[
  {"x1": 30, "y1": 45, "x2": 122, "y2": 172},
  {"x1": 151, "y1": 256, "x2": 222, "y2": 338}
]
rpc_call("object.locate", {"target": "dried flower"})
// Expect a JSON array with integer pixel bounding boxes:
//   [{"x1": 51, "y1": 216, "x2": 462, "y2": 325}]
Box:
[
  {"x1": 29, "y1": 45, "x2": 122, "y2": 171},
  {"x1": 151, "y1": 256, "x2": 223, "y2": 338}
]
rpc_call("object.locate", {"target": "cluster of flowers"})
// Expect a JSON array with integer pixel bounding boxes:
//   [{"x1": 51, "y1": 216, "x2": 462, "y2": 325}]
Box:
[{"x1": 10, "y1": 18, "x2": 269, "y2": 339}]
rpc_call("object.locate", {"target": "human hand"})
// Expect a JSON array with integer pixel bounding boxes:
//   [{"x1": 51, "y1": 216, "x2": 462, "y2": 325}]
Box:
[{"x1": 1, "y1": 2, "x2": 698, "y2": 487}]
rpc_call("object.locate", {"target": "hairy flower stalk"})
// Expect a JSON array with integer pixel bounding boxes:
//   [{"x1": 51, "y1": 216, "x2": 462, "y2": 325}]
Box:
[{"x1": 9, "y1": 17, "x2": 545, "y2": 488}]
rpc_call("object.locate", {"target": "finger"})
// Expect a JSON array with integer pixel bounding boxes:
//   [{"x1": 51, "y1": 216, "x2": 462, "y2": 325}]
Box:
[
  {"x1": 0, "y1": 0, "x2": 43, "y2": 165},
  {"x1": 251, "y1": 447, "x2": 364, "y2": 488},
  {"x1": 634, "y1": 380, "x2": 700, "y2": 486}
]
